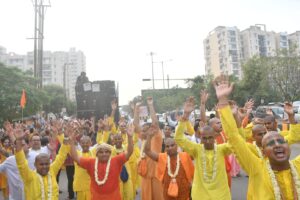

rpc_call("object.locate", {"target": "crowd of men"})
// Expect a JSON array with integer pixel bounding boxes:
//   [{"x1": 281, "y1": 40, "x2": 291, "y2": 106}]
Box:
[{"x1": 0, "y1": 75, "x2": 299, "y2": 200}]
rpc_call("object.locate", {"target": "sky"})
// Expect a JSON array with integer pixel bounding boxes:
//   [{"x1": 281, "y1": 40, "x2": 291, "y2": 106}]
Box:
[{"x1": 0, "y1": 0, "x2": 300, "y2": 105}]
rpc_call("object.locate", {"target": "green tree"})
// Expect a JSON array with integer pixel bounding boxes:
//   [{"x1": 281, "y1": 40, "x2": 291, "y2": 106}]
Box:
[
  {"x1": 0, "y1": 63, "x2": 76, "y2": 125},
  {"x1": 0, "y1": 63, "x2": 44, "y2": 124},
  {"x1": 265, "y1": 47, "x2": 300, "y2": 101},
  {"x1": 42, "y1": 85, "x2": 76, "y2": 115},
  {"x1": 140, "y1": 87, "x2": 193, "y2": 113}
]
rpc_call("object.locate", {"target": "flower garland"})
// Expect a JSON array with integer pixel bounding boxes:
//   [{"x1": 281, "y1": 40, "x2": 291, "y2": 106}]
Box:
[
  {"x1": 202, "y1": 144, "x2": 217, "y2": 183},
  {"x1": 253, "y1": 141, "x2": 264, "y2": 159},
  {"x1": 266, "y1": 160, "x2": 300, "y2": 200},
  {"x1": 94, "y1": 156, "x2": 111, "y2": 186},
  {"x1": 290, "y1": 161, "x2": 300, "y2": 200},
  {"x1": 140, "y1": 140, "x2": 146, "y2": 158},
  {"x1": 167, "y1": 154, "x2": 180, "y2": 179},
  {"x1": 37, "y1": 173, "x2": 52, "y2": 200},
  {"x1": 266, "y1": 160, "x2": 281, "y2": 200}
]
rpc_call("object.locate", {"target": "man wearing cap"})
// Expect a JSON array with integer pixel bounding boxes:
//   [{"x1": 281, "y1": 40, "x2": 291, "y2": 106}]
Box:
[{"x1": 70, "y1": 124, "x2": 134, "y2": 200}]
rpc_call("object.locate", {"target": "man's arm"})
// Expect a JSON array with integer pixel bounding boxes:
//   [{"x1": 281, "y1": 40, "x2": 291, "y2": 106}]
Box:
[
  {"x1": 144, "y1": 128, "x2": 159, "y2": 162},
  {"x1": 133, "y1": 102, "x2": 142, "y2": 133},
  {"x1": 147, "y1": 97, "x2": 159, "y2": 126},
  {"x1": 50, "y1": 139, "x2": 71, "y2": 176},
  {"x1": 110, "y1": 99, "x2": 117, "y2": 118},
  {"x1": 14, "y1": 128, "x2": 34, "y2": 183},
  {"x1": 214, "y1": 75, "x2": 260, "y2": 175},
  {"x1": 200, "y1": 90, "x2": 209, "y2": 125},
  {"x1": 174, "y1": 97, "x2": 198, "y2": 158},
  {"x1": 125, "y1": 124, "x2": 134, "y2": 161},
  {"x1": 283, "y1": 102, "x2": 300, "y2": 144}
]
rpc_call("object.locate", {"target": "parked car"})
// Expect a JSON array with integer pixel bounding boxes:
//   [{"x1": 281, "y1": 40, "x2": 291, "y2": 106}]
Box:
[
  {"x1": 256, "y1": 105, "x2": 287, "y2": 120},
  {"x1": 293, "y1": 101, "x2": 300, "y2": 113}
]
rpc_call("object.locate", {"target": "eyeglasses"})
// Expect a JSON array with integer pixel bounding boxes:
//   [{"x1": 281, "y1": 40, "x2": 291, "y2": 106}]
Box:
[{"x1": 266, "y1": 138, "x2": 286, "y2": 147}]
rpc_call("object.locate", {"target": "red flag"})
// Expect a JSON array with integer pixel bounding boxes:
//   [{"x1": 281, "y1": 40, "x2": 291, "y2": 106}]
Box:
[{"x1": 20, "y1": 89, "x2": 26, "y2": 109}]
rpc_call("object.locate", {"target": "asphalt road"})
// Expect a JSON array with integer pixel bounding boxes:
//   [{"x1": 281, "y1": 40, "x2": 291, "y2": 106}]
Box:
[{"x1": 58, "y1": 144, "x2": 300, "y2": 200}]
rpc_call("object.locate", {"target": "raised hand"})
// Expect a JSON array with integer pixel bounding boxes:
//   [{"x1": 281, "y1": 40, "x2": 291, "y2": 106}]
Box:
[
  {"x1": 284, "y1": 102, "x2": 294, "y2": 116},
  {"x1": 181, "y1": 97, "x2": 195, "y2": 121},
  {"x1": 13, "y1": 127, "x2": 25, "y2": 140},
  {"x1": 213, "y1": 75, "x2": 234, "y2": 101},
  {"x1": 135, "y1": 101, "x2": 142, "y2": 111},
  {"x1": 147, "y1": 97, "x2": 154, "y2": 105},
  {"x1": 184, "y1": 97, "x2": 195, "y2": 114},
  {"x1": 126, "y1": 123, "x2": 134, "y2": 137},
  {"x1": 3, "y1": 121, "x2": 13, "y2": 136},
  {"x1": 244, "y1": 99, "x2": 255, "y2": 112},
  {"x1": 238, "y1": 108, "x2": 248, "y2": 119},
  {"x1": 103, "y1": 118, "x2": 112, "y2": 131},
  {"x1": 111, "y1": 99, "x2": 118, "y2": 110},
  {"x1": 200, "y1": 90, "x2": 209, "y2": 104}
]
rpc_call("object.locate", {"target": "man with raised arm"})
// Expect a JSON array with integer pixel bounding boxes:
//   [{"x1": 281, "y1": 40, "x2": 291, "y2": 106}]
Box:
[
  {"x1": 70, "y1": 124, "x2": 134, "y2": 200},
  {"x1": 174, "y1": 96, "x2": 232, "y2": 200},
  {"x1": 135, "y1": 97, "x2": 164, "y2": 200},
  {"x1": 215, "y1": 74, "x2": 300, "y2": 200},
  {"x1": 144, "y1": 124, "x2": 194, "y2": 200},
  {"x1": 15, "y1": 125, "x2": 71, "y2": 200}
]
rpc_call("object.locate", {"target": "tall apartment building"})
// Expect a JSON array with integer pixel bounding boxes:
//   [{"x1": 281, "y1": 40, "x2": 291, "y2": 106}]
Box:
[
  {"x1": 204, "y1": 26, "x2": 242, "y2": 79},
  {"x1": 0, "y1": 46, "x2": 86, "y2": 101},
  {"x1": 204, "y1": 24, "x2": 296, "y2": 79},
  {"x1": 0, "y1": 46, "x2": 29, "y2": 71},
  {"x1": 240, "y1": 25, "x2": 277, "y2": 60},
  {"x1": 288, "y1": 31, "x2": 300, "y2": 55}
]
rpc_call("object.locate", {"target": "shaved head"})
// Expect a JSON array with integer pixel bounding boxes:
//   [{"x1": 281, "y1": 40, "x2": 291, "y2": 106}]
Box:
[
  {"x1": 35, "y1": 153, "x2": 50, "y2": 176},
  {"x1": 252, "y1": 124, "x2": 266, "y2": 133},
  {"x1": 208, "y1": 118, "x2": 219, "y2": 126},
  {"x1": 164, "y1": 137, "x2": 177, "y2": 156},
  {"x1": 208, "y1": 117, "x2": 222, "y2": 133},
  {"x1": 35, "y1": 153, "x2": 50, "y2": 163},
  {"x1": 262, "y1": 131, "x2": 280, "y2": 147},
  {"x1": 264, "y1": 115, "x2": 276, "y2": 123}
]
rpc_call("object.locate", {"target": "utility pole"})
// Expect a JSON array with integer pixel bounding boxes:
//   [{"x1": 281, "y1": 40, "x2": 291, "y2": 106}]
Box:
[
  {"x1": 150, "y1": 52, "x2": 155, "y2": 89},
  {"x1": 161, "y1": 61, "x2": 165, "y2": 89},
  {"x1": 32, "y1": 0, "x2": 51, "y2": 88},
  {"x1": 153, "y1": 59, "x2": 172, "y2": 89}
]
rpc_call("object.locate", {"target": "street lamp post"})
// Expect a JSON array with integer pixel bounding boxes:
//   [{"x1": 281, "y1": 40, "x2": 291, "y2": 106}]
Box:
[
  {"x1": 150, "y1": 52, "x2": 155, "y2": 89},
  {"x1": 153, "y1": 59, "x2": 172, "y2": 89}
]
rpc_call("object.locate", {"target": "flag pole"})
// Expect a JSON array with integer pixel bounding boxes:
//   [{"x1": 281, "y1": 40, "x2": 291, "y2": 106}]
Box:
[{"x1": 22, "y1": 108, "x2": 24, "y2": 122}]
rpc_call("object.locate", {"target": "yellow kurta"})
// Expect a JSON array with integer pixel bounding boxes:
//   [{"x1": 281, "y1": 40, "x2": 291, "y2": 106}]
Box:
[
  {"x1": 219, "y1": 106, "x2": 300, "y2": 200},
  {"x1": 96, "y1": 130, "x2": 110, "y2": 144},
  {"x1": 175, "y1": 121, "x2": 232, "y2": 200},
  {"x1": 246, "y1": 123, "x2": 300, "y2": 200},
  {"x1": 112, "y1": 146, "x2": 134, "y2": 200},
  {"x1": 73, "y1": 150, "x2": 92, "y2": 200},
  {"x1": 126, "y1": 145, "x2": 140, "y2": 198},
  {"x1": 16, "y1": 144, "x2": 70, "y2": 200}
]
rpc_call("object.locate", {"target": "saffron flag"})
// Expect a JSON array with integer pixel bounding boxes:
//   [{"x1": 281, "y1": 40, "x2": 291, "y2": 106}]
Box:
[{"x1": 20, "y1": 89, "x2": 26, "y2": 109}]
